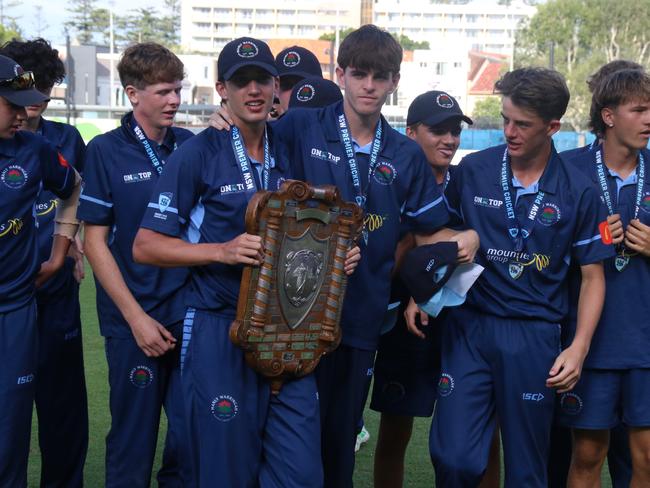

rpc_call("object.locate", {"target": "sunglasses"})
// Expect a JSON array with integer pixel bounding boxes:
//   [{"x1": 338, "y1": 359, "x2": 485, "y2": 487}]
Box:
[{"x1": 0, "y1": 71, "x2": 36, "y2": 90}]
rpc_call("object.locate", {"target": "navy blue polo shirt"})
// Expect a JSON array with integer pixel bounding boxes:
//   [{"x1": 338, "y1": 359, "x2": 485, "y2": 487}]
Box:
[
  {"x1": 564, "y1": 147, "x2": 650, "y2": 368},
  {"x1": 275, "y1": 102, "x2": 449, "y2": 350},
  {"x1": 139, "y1": 125, "x2": 290, "y2": 314},
  {"x1": 33, "y1": 118, "x2": 86, "y2": 301},
  {"x1": 77, "y1": 112, "x2": 193, "y2": 337},
  {"x1": 0, "y1": 131, "x2": 76, "y2": 312},
  {"x1": 445, "y1": 143, "x2": 613, "y2": 323}
]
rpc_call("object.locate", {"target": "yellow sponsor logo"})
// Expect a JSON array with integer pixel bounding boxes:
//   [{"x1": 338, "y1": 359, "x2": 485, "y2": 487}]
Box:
[
  {"x1": 364, "y1": 213, "x2": 387, "y2": 233},
  {"x1": 519, "y1": 253, "x2": 551, "y2": 271},
  {"x1": 36, "y1": 199, "x2": 57, "y2": 216},
  {"x1": 0, "y1": 218, "x2": 24, "y2": 238}
]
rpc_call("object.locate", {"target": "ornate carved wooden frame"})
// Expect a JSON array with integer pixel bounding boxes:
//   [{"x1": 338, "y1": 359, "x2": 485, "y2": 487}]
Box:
[{"x1": 230, "y1": 180, "x2": 363, "y2": 394}]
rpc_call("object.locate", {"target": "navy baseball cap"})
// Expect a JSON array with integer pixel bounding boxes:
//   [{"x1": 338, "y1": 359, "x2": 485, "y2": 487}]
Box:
[
  {"x1": 407, "y1": 90, "x2": 473, "y2": 128},
  {"x1": 0, "y1": 54, "x2": 49, "y2": 106},
  {"x1": 399, "y1": 242, "x2": 458, "y2": 304},
  {"x1": 289, "y1": 77, "x2": 342, "y2": 109},
  {"x1": 218, "y1": 37, "x2": 278, "y2": 81},
  {"x1": 276, "y1": 46, "x2": 322, "y2": 79}
]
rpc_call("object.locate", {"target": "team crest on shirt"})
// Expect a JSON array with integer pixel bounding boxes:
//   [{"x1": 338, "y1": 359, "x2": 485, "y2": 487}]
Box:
[
  {"x1": 129, "y1": 366, "x2": 154, "y2": 388},
  {"x1": 537, "y1": 202, "x2": 561, "y2": 226},
  {"x1": 560, "y1": 392, "x2": 583, "y2": 415},
  {"x1": 436, "y1": 94, "x2": 454, "y2": 109},
  {"x1": 283, "y1": 51, "x2": 301, "y2": 67},
  {"x1": 296, "y1": 83, "x2": 315, "y2": 103},
  {"x1": 1, "y1": 164, "x2": 28, "y2": 189},
  {"x1": 373, "y1": 162, "x2": 397, "y2": 185},
  {"x1": 211, "y1": 394, "x2": 239, "y2": 422},
  {"x1": 237, "y1": 41, "x2": 258, "y2": 58},
  {"x1": 158, "y1": 192, "x2": 173, "y2": 213},
  {"x1": 437, "y1": 373, "x2": 454, "y2": 397}
]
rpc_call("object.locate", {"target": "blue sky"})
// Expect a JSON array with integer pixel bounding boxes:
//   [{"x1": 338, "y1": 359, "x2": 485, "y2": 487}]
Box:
[{"x1": 12, "y1": 0, "x2": 155, "y2": 45}]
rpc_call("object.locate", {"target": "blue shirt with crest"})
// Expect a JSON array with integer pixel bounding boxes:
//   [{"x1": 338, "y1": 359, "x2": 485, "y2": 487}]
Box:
[
  {"x1": 77, "y1": 112, "x2": 194, "y2": 338},
  {"x1": 139, "y1": 125, "x2": 290, "y2": 315},
  {"x1": 445, "y1": 143, "x2": 613, "y2": 323},
  {"x1": 274, "y1": 102, "x2": 449, "y2": 350},
  {"x1": 0, "y1": 131, "x2": 76, "y2": 312},
  {"x1": 563, "y1": 146, "x2": 650, "y2": 368}
]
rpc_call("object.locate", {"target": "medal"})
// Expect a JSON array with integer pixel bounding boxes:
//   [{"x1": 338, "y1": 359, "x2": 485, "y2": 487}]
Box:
[
  {"x1": 508, "y1": 261, "x2": 524, "y2": 280},
  {"x1": 614, "y1": 254, "x2": 630, "y2": 272}
]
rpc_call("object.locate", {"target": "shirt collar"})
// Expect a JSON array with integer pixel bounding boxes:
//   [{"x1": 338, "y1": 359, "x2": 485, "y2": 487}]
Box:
[
  {"x1": 494, "y1": 142, "x2": 560, "y2": 195},
  {"x1": 0, "y1": 133, "x2": 19, "y2": 156}
]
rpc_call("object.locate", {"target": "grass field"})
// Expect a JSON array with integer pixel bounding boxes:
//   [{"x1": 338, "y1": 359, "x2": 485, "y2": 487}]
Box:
[{"x1": 26, "y1": 269, "x2": 614, "y2": 487}]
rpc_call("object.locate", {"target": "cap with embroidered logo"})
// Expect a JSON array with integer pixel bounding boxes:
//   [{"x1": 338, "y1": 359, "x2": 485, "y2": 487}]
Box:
[
  {"x1": 275, "y1": 46, "x2": 322, "y2": 79},
  {"x1": 218, "y1": 37, "x2": 278, "y2": 81},
  {"x1": 0, "y1": 54, "x2": 49, "y2": 106},
  {"x1": 407, "y1": 90, "x2": 473, "y2": 128}
]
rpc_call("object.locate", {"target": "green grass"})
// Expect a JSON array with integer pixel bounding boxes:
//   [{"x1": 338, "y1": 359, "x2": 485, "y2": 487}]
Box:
[{"x1": 27, "y1": 267, "x2": 614, "y2": 487}]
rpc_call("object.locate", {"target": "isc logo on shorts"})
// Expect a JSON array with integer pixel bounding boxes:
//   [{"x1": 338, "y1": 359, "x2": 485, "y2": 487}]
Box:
[{"x1": 16, "y1": 373, "x2": 34, "y2": 385}]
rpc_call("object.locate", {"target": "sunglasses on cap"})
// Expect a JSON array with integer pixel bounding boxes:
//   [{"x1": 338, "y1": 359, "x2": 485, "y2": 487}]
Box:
[{"x1": 0, "y1": 71, "x2": 36, "y2": 90}]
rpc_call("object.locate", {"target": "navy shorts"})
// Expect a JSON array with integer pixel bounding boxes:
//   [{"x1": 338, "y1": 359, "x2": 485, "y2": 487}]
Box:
[
  {"x1": 559, "y1": 368, "x2": 650, "y2": 429},
  {"x1": 370, "y1": 310, "x2": 441, "y2": 417}
]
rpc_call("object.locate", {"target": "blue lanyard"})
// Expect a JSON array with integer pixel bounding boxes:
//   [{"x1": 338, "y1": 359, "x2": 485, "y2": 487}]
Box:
[
  {"x1": 500, "y1": 148, "x2": 545, "y2": 252},
  {"x1": 230, "y1": 125, "x2": 271, "y2": 195},
  {"x1": 130, "y1": 118, "x2": 177, "y2": 175},
  {"x1": 595, "y1": 148, "x2": 645, "y2": 219},
  {"x1": 336, "y1": 112, "x2": 382, "y2": 210}
]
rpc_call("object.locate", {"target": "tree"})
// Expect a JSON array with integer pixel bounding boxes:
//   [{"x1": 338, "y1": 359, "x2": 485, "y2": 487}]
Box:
[
  {"x1": 471, "y1": 97, "x2": 503, "y2": 129},
  {"x1": 319, "y1": 27, "x2": 356, "y2": 42},
  {"x1": 0, "y1": 23, "x2": 20, "y2": 45},
  {"x1": 392, "y1": 34, "x2": 430, "y2": 51},
  {"x1": 515, "y1": 0, "x2": 650, "y2": 130}
]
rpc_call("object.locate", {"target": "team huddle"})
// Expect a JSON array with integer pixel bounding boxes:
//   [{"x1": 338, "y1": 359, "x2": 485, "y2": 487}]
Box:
[{"x1": 0, "y1": 22, "x2": 649, "y2": 488}]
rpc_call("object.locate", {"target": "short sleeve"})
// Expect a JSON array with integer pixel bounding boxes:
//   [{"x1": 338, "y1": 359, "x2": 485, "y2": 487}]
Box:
[
  {"x1": 77, "y1": 140, "x2": 114, "y2": 225},
  {"x1": 39, "y1": 140, "x2": 74, "y2": 199},
  {"x1": 139, "y1": 146, "x2": 203, "y2": 238},
  {"x1": 402, "y1": 148, "x2": 449, "y2": 233},
  {"x1": 571, "y1": 185, "x2": 615, "y2": 265}
]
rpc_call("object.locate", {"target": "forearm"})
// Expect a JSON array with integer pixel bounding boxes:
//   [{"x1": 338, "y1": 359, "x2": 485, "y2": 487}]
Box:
[
  {"x1": 133, "y1": 228, "x2": 222, "y2": 267},
  {"x1": 54, "y1": 168, "x2": 82, "y2": 240},
  {"x1": 47, "y1": 234, "x2": 73, "y2": 268},
  {"x1": 84, "y1": 228, "x2": 145, "y2": 324},
  {"x1": 572, "y1": 263, "x2": 606, "y2": 354}
]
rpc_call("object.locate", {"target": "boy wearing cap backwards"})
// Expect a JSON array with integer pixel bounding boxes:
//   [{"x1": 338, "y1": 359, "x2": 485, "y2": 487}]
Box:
[
  {"x1": 0, "y1": 38, "x2": 88, "y2": 488},
  {"x1": 370, "y1": 91, "x2": 500, "y2": 488},
  {"x1": 77, "y1": 43, "x2": 193, "y2": 487},
  {"x1": 208, "y1": 25, "x2": 476, "y2": 488},
  {"x1": 422, "y1": 68, "x2": 612, "y2": 487},
  {"x1": 0, "y1": 53, "x2": 81, "y2": 487},
  {"x1": 133, "y1": 37, "x2": 356, "y2": 488},
  {"x1": 274, "y1": 45, "x2": 323, "y2": 117},
  {"x1": 558, "y1": 69, "x2": 650, "y2": 488}
]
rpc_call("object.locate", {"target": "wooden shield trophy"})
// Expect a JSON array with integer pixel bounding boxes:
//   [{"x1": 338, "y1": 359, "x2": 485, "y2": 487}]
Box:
[{"x1": 230, "y1": 180, "x2": 363, "y2": 394}]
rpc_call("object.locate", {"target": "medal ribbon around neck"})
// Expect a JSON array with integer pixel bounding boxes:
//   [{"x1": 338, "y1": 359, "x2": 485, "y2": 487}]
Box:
[
  {"x1": 230, "y1": 125, "x2": 272, "y2": 198},
  {"x1": 130, "y1": 117, "x2": 177, "y2": 175},
  {"x1": 500, "y1": 148, "x2": 545, "y2": 253},
  {"x1": 336, "y1": 112, "x2": 383, "y2": 211},
  {"x1": 595, "y1": 148, "x2": 645, "y2": 271}
]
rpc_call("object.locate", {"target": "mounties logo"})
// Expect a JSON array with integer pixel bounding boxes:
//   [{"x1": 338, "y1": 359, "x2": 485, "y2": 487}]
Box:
[
  {"x1": 283, "y1": 51, "x2": 301, "y2": 67},
  {"x1": 129, "y1": 365, "x2": 154, "y2": 388},
  {"x1": 436, "y1": 94, "x2": 454, "y2": 109},
  {"x1": 237, "y1": 41, "x2": 258, "y2": 58},
  {"x1": 560, "y1": 392, "x2": 583, "y2": 415},
  {"x1": 0, "y1": 218, "x2": 23, "y2": 238},
  {"x1": 211, "y1": 394, "x2": 239, "y2": 422},
  {"x1": 296, "y1": 83, "x2": 315, "y2": 102},
  {"x1": 437, "y1": 373, "x2": 454, "y2": 397},
  {"x1": 373, "y1": 162, "x2": 397, "y2": 185},
  {"x1": 1, "y1": 164, "x2": 28, "y2": 189},
  {"x1": 537, "y1": 203, "x2": 561, "y2": 226}
]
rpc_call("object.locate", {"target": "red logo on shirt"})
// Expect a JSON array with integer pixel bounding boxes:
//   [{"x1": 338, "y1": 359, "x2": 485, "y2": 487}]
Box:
[
  {"x1": 599, "y1": 221, "x2": 612, "y2": 244},
  {"x1": 57, "y1": 152, "x2": 69, "y2": 168}
]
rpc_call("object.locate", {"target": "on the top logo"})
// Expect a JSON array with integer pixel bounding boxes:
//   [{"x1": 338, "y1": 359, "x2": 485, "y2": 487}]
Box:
[
  {"x1": 283, "y1": 51, "x2": 301, "y2": 67},
  {"x1": 436, "y1": 94, "x2": 454, "y2": 109},
  {"x1": 237, "y1": 41, "x2": 258, "y2": 58}
]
